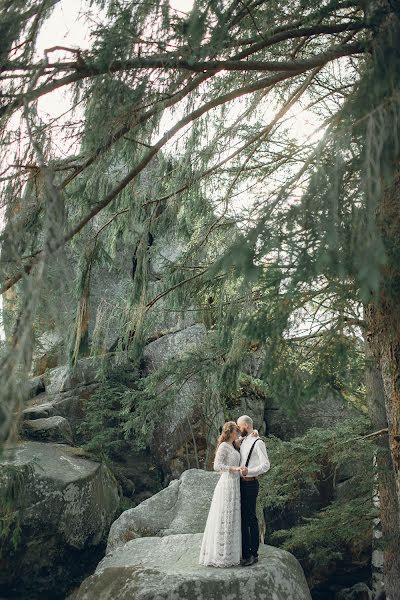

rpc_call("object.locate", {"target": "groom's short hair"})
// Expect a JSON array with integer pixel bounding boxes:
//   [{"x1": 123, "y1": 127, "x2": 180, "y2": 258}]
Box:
[{"x1": 238, "y1": 415, "x2": 253, "y2": 426}]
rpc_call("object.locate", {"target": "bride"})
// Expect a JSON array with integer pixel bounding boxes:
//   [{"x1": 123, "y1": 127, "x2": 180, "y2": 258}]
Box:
[{"x1": 199, "y1": 421, "x2": 258, "y2": 567}]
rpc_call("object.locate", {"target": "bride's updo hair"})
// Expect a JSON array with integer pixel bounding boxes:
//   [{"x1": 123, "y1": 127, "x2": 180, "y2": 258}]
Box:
[{"x1": 217, "y1": 421, "x2": 239, "y2": 446}]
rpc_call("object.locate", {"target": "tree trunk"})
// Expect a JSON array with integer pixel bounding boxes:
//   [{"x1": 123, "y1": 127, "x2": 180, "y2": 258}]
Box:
[
  {"x1": 365, "y1": 171, "x2": 400, "y2": 508},
  {"x1": 362, "y1": 9, "x2": 400, "y2": 595},
  {"x1": 364, "y1": 333, "x2": 400, "y2": 599}
]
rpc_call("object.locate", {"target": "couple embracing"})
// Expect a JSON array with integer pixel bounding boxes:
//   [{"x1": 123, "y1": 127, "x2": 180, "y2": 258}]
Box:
[{"x1": 199, "y1": 415, "x2": 271, "y2": 568}]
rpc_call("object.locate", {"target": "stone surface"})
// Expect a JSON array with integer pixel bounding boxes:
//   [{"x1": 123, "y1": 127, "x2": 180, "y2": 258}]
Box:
[
  {"x1": 22, "y1": 402, "x2": 56, "y2": 420},
  {"x1": 44, "y1": 362, "x2": 96, "y2": 395},
  {"x1": 21, "y1": 385, "x2": 101, "y2": 443},
  {"x1": 0, "y1": 441, "x2": 120, "y2": 597},
  {"x1": 22, "y1": 415, "x2": 74, "y2": 444},
  {"x1": 335, "y1": 582, "x2": 373, "y2": 600},
  {"x1": 27, "y1": 375, "x2": 46, "y2": 398},
  {"x1": 24, "y1": 353, "x2": 138, "y2": 442},
  {"x1": 43, "y1": 353, "x2": 136, "y2": 395},
  {"x1": 143, "y1": 324, "x2": 207, "y2": 371},
  {"x1": 265, "y1": 391, "x2": 360, "y2": 440},
  {"x1": 76, "y1": 533, "x2": 312, "y2": 600},
  {"x1": 107, "y1": 469, "x2": 219, "y2": 553},
  {"x1": 150, "y1": 233, "x2": 186, "y2": 278},
  {"x1": 146, "y1": 280, "x2": 199, "y2": 335},
  {"x1": 230, "y1": 395, "x2": 266, "y2": 436},
  {"x1": 32, "y1": 331, "x2": 65, "y2": 375},
  {"x1": 143, "y1": 325, "x2": 208, "y2": 469}
]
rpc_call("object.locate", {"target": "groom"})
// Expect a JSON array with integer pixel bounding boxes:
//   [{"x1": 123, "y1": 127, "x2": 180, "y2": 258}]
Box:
[{"x1": 237, "y1": 415, "x2": 271, "y2": 567}]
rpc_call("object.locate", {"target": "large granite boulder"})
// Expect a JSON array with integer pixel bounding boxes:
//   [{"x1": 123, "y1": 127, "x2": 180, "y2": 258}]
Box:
[
  {"x1": 107, "y1": 469, "x2": 219, "y2": 552},
  {"x1": 77, "y1": 468, "x2": 313, "y2": 599},
  {"x1": 32, "y1": 331, "x2": 65, "y2": 375},
  {"x1": 142, "y1": 325, "x2": 208, "y2": 471},
  {"x1": 0, "y1": 441, "x2": 120, "y2": 598},
  {"x1": 22, "y1": 401, "x2": 56, "y2": 420},
  {"x1": 22, "y1": 414, "x2": 74, "y2": 444},
  {"x1": 43, "y1": 353, "x2": 137, "y2": 395},
  {"x1": 143, "y1": 323, "x2": 207, "y2": 372},
  {"x1": 75, "y1": 532, "x2": 312, "y2": 600}
]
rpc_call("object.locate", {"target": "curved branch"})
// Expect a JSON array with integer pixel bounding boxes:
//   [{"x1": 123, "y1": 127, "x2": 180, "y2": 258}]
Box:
[
  {"x1": 1, "y1": 43, "x2": 364, "y2": 294},
  {"x1": 1, "y1": 38, "x2": 366, "y2": 120}
]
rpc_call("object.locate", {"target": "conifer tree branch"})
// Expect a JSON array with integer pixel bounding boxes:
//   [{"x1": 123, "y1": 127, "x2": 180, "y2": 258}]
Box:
[
  {"x1": 59, "y1": 72, "x2": 213, "y2": 187},
  {"x1": 0, "y1": 45, "x2": 362, "y2": 294},
  {"x1": 144, "y1": 67, "x2": 321, "y2": 208},
  {"x1": 2, "y1": 21, "x2": 366, "y2": 75},
  {"x1": 4, "y1": 40, "x2": 366, "y2": 77},
  {"x1": 6, "y1": 0, "x2": 62, "y2": 25},
  {"x1": 21, "y1": 25, "x2": 365, "y2": 189},
  {"x1": 1, "y1": 40, "x2": 365, "y2": 121},
  {"x1": 338, "y1": 428, "x2": 389, "y2": 444}
]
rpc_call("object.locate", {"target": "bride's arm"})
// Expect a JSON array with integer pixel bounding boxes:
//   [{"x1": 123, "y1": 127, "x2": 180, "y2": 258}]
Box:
[
  {"x1": 233, "y1": 429, "x2": 259, "y2": 450},
  {"x1": 214, "y1": 443, "x2": 240, "y2": 473}
]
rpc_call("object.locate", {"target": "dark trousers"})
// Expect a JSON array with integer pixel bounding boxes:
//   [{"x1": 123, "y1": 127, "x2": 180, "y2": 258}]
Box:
[{"x1": 240, "y1": 479, "x2": 260, "y2": 559}]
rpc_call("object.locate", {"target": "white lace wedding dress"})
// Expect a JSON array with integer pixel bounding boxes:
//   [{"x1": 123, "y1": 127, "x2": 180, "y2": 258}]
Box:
[{"x1": 199, "y1": 441, "x2": 241, "y2": 567}]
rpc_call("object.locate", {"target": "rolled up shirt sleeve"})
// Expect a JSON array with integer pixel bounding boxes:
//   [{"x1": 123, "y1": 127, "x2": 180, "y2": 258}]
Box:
[{"x1": 247, "y1": 440, "x2": 271, "y2": 477}]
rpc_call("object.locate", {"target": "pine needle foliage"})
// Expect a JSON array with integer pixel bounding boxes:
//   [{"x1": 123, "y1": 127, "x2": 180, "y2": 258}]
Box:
[
  {"x1": 0, "y1": 0, "x2": 373, "y2": 445},
  {"x1": 259, "y1": 416, "x2": 376, "y2": 587},
  {"x1": 0, "y1": 460, "x2": 36, "y2": 557}
]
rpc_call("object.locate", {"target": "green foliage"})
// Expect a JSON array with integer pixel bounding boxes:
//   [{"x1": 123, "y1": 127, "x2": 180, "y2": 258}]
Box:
[
  {"x1": 77, "y1": 361, "x2": 142, "y2": 458},
  {"x1": 119, "y1": 334, "x2": 226, "y2": 446},
  {"x1": 273, "y1": 497, "x2": 374, "y2": 585},
  {"x1": 0, "y1": 461, "x2": 35, "y2": 557},
  {"x1": 80, "y1": 331, "x2": 266, "y2": 456},
  {"x1": 79, "y1": 331, "x2": 222, "y2": 455},
  {"x1": 223, "y1": 372, "x2": 269, "y2": 414},
  {"x1": 209, "y1": 255, "x2": 367, "y2": 414},
  {"x1": 259, "y1": 416, "x2": 376, "y2": 586},
  {"x1": 1, "y1": 0, "x2": 379, "y2": 446}
]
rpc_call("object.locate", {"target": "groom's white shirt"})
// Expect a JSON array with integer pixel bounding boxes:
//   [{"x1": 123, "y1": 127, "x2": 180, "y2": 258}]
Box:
[{"x1": 239, "y1": 434, "x2": 271, "y2": 477}]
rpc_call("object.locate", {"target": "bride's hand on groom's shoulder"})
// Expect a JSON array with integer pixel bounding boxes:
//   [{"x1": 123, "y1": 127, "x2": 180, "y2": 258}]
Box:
[{"x1": 251, "y1": 429, "x2": 259, "y2": 437}]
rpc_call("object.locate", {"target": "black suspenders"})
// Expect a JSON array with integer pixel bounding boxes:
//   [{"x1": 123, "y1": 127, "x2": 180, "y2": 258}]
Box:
[{"x1": 242, "y1": 438, "x2": 261, "y2": 467}]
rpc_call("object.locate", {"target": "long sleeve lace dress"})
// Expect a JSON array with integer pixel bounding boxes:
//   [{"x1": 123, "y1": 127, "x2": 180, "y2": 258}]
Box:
[{"x1": 198, "y1": 441, "x2": 241, "y2": 567}]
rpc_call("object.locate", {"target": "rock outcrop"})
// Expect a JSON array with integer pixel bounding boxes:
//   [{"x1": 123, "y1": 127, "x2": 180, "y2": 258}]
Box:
[
  {"x1": 22, "y1": 414, "x2": 74, "y2": 444},
  {"x1": 143, "y1": 324, "x2": 209, "y2": 471},
  {"x1": 76, "y1": 532, "x2": 312, "y2": 600},
  {"x1": 107, "y1": 469, "x2": 219, "y2": 552},
  {"x1": 75, "y1": 468, "x2": 312, "y2": 600},
  {"x1": 20, "y1": 353, "x2": 138, "y2": 445},
  {"x1": 0, "y1": 441, "x2": 120, "y2": 598},
  {"x1": 335, "y1": 582, "x2": 373, "y2": 600}
]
